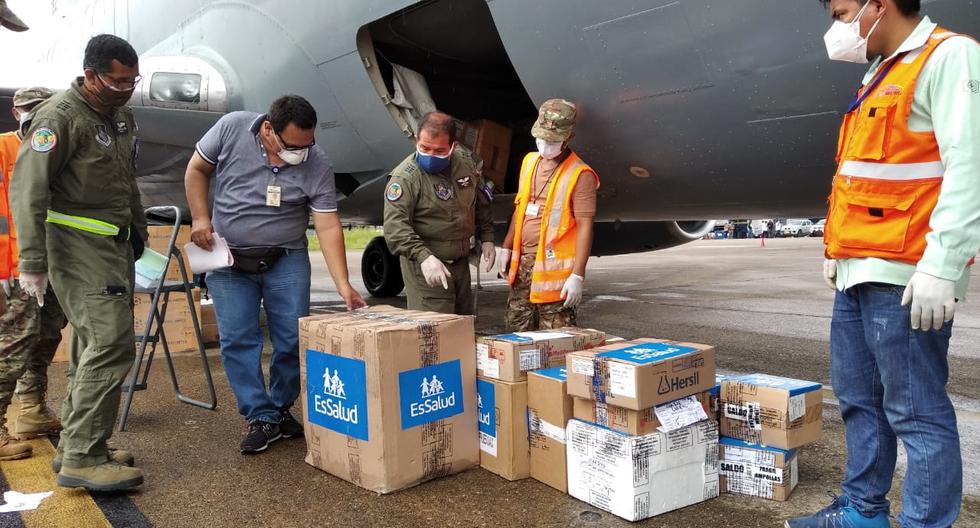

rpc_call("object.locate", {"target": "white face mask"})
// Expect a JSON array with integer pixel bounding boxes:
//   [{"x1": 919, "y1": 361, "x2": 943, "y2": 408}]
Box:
[
  {"x1": 824, "y1": 1, "x2": 882, "y2": 64},
  {"x1": 273, "y1": 132, "x2": 310, "y2": 165},
  {"x1": 536, "y1": 138, "x2": 564, "y2": 160}
]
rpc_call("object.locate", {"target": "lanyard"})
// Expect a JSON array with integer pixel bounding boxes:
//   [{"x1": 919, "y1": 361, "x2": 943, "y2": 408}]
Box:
[{"x1": 847, "y1": 52, "x2": 908, "y2": 114}]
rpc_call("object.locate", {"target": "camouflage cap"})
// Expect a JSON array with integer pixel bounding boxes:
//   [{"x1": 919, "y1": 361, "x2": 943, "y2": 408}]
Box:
[
  {"x1": 0, "y1": 0, "x2": 29, "y2": 32},
  {"x1": 530, "y1": 98, "x2": 577, "y2": 142},
  {"x1": 12, "y1": 87, "x2": 54, "y2": 108}
]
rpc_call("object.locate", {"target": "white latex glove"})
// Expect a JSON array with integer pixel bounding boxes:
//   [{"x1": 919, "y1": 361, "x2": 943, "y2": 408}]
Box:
[
  {"x1": 481, "y1": 241, "x2": 495, "y2": 272},
  {"x1": 823, "y1": 259, "x2": 838, "y2": 290},
  {"x1": 18, "y1": 272, "x2": 47, "y2": 307},
  {"x1": 420, "y1": 255, "x2": 452, "y2": 290},
  {"x1": 901, "y1": 271, "x2": 956, "y2": 331},
  {"x1": 0, "y1": 277, "x2": 13, "y2": 298},
  {"x1": 497, "y1": 248, "x2": 512, "y2": 276},
  {"x1": 560, "y1": 274, "x2": 584, "y2": 308}
]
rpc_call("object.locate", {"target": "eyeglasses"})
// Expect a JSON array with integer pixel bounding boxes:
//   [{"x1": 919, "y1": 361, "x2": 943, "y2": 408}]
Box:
[
  {"x1": 97, "y1": 73, "x2": 142, "y2": 92},
  {"x1": 275, "y1": 131, "x2": 315, "y2": 151}
]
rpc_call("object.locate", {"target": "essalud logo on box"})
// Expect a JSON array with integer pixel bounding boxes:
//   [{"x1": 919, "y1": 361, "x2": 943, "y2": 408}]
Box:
[{"x1": 313, "y1": 367, "x2": 359, "y2": 424}]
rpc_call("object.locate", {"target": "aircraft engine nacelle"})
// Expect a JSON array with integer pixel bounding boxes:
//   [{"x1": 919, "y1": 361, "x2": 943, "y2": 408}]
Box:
[{"x1": 590, "y1": 220, "x2": 715, "y2": 257}]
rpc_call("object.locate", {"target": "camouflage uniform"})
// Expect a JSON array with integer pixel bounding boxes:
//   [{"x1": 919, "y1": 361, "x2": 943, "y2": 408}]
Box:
[
  {"x1": 505, "y1": 254, "x2": 576, "y2": 331},
  {"x1": 0, "y1": 285, "x2": 67, "y2": 410}
]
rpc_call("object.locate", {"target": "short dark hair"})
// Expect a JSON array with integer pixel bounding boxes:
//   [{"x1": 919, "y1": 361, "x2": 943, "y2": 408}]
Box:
[
  {"x1": 83, "y1": 34, "x2": 138, "y2": 73},
  {"x1": 417, "y1": 112, "x2": 457, "y2": 144},
  {"x1": 818, "y1": 0, "x2": 920, "y2": 16},
  {"x1": 268, "y1": 95, "x2": 317, "y2": 133}
]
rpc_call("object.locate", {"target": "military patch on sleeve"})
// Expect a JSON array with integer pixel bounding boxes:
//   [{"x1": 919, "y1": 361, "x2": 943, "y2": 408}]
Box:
[
  {"x1": 30, "y1": 128, "x2": 57, "y2": 153},
  {"x1": 386, "y1": 182, "x2": 403, "y2": 202}
]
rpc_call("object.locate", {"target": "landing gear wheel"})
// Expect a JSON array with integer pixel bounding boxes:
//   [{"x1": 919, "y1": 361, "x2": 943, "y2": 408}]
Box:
[{"x1": 361, "y1": 236, "x2": 404, "y2": 297}]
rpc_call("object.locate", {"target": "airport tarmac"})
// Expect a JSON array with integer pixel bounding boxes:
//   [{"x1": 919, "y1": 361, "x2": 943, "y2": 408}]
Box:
[{"x1": 1, "y1": 237, "x2": 978, "y2": 527}]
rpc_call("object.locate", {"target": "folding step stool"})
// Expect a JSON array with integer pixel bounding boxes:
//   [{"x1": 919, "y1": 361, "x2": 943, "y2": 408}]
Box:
[{"x1": 119, "y1": 206, "x2": 218, "y2": 431}]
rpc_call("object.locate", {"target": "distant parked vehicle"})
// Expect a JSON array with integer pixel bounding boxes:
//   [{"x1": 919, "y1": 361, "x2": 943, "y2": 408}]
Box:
[
  {"x1": 811, "y1": 219, "x2": 826, "y2": 237},
  {"x1": 781, "y1": 218, "x2": 813, "y2": 237}
]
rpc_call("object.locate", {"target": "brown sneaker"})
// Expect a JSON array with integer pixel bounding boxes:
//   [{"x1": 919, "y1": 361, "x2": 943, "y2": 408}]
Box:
[
  {"x1": 52, "y1": 447, "x2": 134, "y2": 473},
  {"x1": 0, "y1": 431, "x2": 32, "y2": 461},
  {"x1": 12, "y1": 391, "x2": 62, "y2": 439},
  {"x1": 57, "y1": 461, "x2": 143, "y2": 491}
]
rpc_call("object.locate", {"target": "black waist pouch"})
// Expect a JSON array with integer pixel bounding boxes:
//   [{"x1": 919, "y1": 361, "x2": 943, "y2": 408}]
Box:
[{"x1": 230, "y1": 247, "x2": 286, "y2": 274}]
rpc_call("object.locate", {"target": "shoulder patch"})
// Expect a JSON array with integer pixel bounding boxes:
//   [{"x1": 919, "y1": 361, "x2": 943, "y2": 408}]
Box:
[
  {"x1": 31, "y1": 128, "x2": 57, "y2": 153},
  {"x1": 386, "y1": 182, "x2": 403, "y2": 202}
]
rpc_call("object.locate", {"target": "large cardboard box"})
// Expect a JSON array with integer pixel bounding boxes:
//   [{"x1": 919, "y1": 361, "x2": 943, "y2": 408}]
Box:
[
  {"x1": 146, "y1": 225, "x2": 192, "y2": 281},
  {"x1": 456, "y1": 119, "x2": 512, "y2": 190},
  {"x1": 133, "y1": 289, "x2": 203, "y2": 354},
  {"x1": 572, "y1": 391, "x2": 711, "y2": 436},
  {"x1": 719, "y1": 437, "x2": 799, "y2": 501},
  {"x1": 477, "y1": 328, "x2": 605, "y2": 382},
  {"x1": 720, "y1": 374, "x2": 823, "y2": 450},
  {"x1": 567, "y1": 419, "x2": 720, "y2": 521},
  {"x1": 527, "y1": 367, "x2": 572, "y2": 492},
  {"x1": 477, "y1": 377, "x2": 529, "y2": 481},
  {"x1": 566, "y1": 339, "x2": 716, "y2": 411},
  {"x1": 299, "y1": 306, "x2": 479, "y2": 494}
]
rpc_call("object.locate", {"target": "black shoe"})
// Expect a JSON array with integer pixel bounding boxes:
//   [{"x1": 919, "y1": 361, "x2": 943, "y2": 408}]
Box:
[
  {"x1": 240, "y1": 420, "x2": 281, "y2": 454},
  {"x1": 279, "y1": 409, "x2": 304, "y2": 439}
]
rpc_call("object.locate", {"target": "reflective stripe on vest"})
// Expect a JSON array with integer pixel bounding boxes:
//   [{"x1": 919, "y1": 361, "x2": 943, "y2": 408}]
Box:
[
  {"x1": 45, "y1": 210, "x2": 120, "y2": 236},
  {"x1": 825, "y1": 27, "x2": 973, "y2": 265},
  {"x1": 507, "y1": 151, "x2": 598, "y2": 304}
]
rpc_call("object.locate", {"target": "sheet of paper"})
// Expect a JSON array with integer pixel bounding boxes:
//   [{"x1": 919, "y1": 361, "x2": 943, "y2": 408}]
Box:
[
  {"x1": 0, "y1": 490, "x2": 53, "y2": 513},
  {"x1": 184, "y1": 235, "x2": 234, "y2": 274},
  {"x1": 134, "y1": 248, "x2": 168, "y2": 288},
  {"x1": 655, "y1": 395, "x2": 709, "y2": 432}
]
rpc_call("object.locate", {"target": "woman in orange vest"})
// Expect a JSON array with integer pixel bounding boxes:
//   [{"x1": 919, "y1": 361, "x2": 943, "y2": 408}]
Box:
[
  {"x1": 788, "y1": 1, "x2": 980, "y2": 527},
  {"x1": 498, "y1": 99, "x2": 598, "y2": 331}
]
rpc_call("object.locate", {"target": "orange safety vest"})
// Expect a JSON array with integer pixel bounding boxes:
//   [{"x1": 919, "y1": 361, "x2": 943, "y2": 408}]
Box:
[
  {"x1": 0, "y1": 131, "x2": 19, "y2": 279},
  {"x1": 507, "y1": 151, "x2": 598, "y2": 304},
  {"x1": 825, "y1": 27, "x2": 973, "y2": 265}
]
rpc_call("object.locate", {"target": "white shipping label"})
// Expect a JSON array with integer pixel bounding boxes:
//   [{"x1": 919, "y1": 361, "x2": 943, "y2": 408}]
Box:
[
  {"x1": 655, "y1": 395, "x2": 709, "y2": 432},
  {"x1": 480, "y1": 431, "x2": 498, "y2": 456},
  {"x1": 476, "y1": 343, "x2": 489, "y2": 371},
  {"x1": 790, "y1": 457, "x2": 799, "y2": 490},
  {"x1": 536, "y1": 418, "x2": 567, "y2": 444},
  {"x1": 750, "y1": 464, "x2": 784, "y2": 485},
  {"x1": 519, "y1": 349, "x2": 542, "y2": 371},
  {"x1": 572, "y1": 357, "x2": 595, "y2": 376},
  {"x1": 485, "y1": 357, "x2": 500, "y2": 379},
  {"x1": 723, "y1": 446, "x2": 776, "y2": 467},
  {"x1": 789, "y1": 394, "x2": 807, "y2": 422},
  {"x1": 724, "y1": 403, "x2": 749, "y2": 421},
  {"x1": 720, "y1": 459, "x2": 784, "y2": 485},
  {"x1": 514, "y1": 331, "x2": 573, "y2": 341},
  {"x1": 608, "y1": 362, "x2": 637, "y2": 398}
]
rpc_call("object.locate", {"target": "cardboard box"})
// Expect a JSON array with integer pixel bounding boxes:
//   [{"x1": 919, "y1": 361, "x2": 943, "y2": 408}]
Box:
[
  {"x1": 709, "y1": 374, "x2": 736, "y2": 422},
  {"x1": 566, "y1": 338, "x2": 716, "y2": 411},
  {"x1": 477, "y1": 328, "x2": 605, "y2": 382},
  {"x1": 133, "y1": 289, "x2": 203, "y2": 354},
  {"x1": 456, "y1": 119, "x2": 512, "y2": 190},
  {"x1": 719, "y1": 437, "x2": 799, "y2": 501},
  {"x1": 299, "y1": 306, "x2": 479, "y2": 494},
  {"x1": 527, "y1": 367, "x2": 572, "y2": 492},
  {"x1": 477, "y1": 377, "x2": 529, "y2": 481},
  {"x1": 567, "y1": 419, "x2": 720, "y2": 521},
  {"x1": 200, "y1": 301, "x2": 219, "y2": 345},
  {"x1": 146, "y1": 225, "x2": 192, "y2": 281},
  {"x1": 572, "y1": 391, "x2": 711, "y2": 436},
  {"x1": 720, "y1": 374, "x2": 823, "y2": 450}
]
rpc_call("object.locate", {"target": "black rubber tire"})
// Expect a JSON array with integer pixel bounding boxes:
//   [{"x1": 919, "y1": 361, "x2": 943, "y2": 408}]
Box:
[{"x1": 361, "y1": 237, "x2": 404, "y2": 297}]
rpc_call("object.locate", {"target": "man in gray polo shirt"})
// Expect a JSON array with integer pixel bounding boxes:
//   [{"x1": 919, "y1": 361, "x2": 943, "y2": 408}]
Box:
[{"x1": 185, "y1": 95, "x2": 366, "y2": 454}]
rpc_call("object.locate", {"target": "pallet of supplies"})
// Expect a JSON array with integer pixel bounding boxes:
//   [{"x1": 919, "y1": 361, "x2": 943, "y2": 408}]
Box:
[
  {"x1": 566, "y1": 419, "x2": 720, "y2": 521},
  {"x1": 476, "y1": 328, "x2": 605, "y2": 382},
  {"x1": 527, "y1": 367, "x2": 573, "y2": 492},
  {"x1": 566, "y1": 338, "x2": 716, "y2": 410},
  {"x1": 477, "y1": 377, "x2": 529, "y2": 481},
  {"x1": 298, "y1": 306, "x2": 479, "y2": 494},
  {"x1": 719, "y1": 437, "x2": 799, "y2": 501},
  {"x1": 720, "y1": 374, "x2": 822, "y2": 450}
]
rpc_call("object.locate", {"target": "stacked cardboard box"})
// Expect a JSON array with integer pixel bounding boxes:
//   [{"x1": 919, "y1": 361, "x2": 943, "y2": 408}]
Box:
[
  {"x1": 298, "y1": 306, "x2": 479, "y2": 494},
  {"x1": 717, "y1": 374, "x2": 823, "y2": 501},
  {"x1": 477, "y1": 377, "x2": 528, "y2": 481},
  {"x1": 527, "y1": 367, "x2": 572, "y2": 492},
  {"x1": 477, "y1": 328, "x2": 605, "y2": 382},
  {"x1": 133, "y1": 290, "x2": 203, "y2": 354},
  {"x1": 455, "y1": 119, "x2": 512, "y2": 190},
  {"x1": 563, "y1": 338, "x2": 720, "y2": 521}
]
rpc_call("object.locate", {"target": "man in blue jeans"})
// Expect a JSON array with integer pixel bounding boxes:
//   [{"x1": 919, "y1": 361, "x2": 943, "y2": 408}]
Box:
[
  {"x1": 789, "y1": 1, "x2": 980, "y2": 526},
  {"x1": 184, "y1": 95, "x2": 366, "y2": 454}
]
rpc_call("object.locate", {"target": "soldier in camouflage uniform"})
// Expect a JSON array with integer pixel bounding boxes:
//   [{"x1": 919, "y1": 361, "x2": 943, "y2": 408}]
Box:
[
  {"x1": 383, "y1": 112, "x2": 495, "y2": 315},
  {"x1": 0, "y1": 88, "x2": 69, "y2": 463}
]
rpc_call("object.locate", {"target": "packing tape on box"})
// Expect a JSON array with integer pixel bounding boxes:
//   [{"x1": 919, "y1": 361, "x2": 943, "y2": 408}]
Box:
[
  {"x1": 528, "y1": 409, "x2": 566, "y2": 444},
  {"x1": 590, "y1": 357, "x2": 607, "y2": 403}
]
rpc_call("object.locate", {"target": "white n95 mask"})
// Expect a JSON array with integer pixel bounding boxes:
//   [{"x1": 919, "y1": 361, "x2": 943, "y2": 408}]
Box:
[
  {"x1": 536, "y1": 138, "x2": 564, "y2": 160},
  {"x1": 824, "y1": 1, "x2": 882, "y2": 64}
]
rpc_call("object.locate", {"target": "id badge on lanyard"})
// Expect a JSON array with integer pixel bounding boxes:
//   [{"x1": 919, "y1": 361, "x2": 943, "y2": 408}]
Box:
[{"x1": 267, "y1": 167, "x2": 282, "y2": 207}]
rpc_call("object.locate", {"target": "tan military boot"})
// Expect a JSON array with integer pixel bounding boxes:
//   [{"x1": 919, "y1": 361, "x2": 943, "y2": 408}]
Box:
[
  {"x1": 52, "y1": 447, "x2": 134, "y2": 473},
  {"x1": 12, "y1": 391, "x2": 62, "y2": 439},
  {"x1": 57, "y1": 461, "x2": 143, "y2": 491},
  {"x1": 0, "y1": 430, "x2": 32, "y2": 461}
]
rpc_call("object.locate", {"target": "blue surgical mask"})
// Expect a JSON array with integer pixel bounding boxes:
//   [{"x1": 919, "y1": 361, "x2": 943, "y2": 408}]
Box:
[{"x1": 416, "y1": 145, "x2": 453, "y2": 174}]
